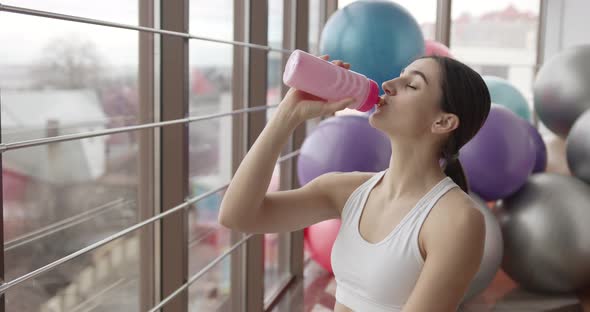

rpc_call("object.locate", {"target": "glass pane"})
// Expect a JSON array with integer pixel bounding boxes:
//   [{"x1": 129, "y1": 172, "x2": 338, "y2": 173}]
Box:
[
  {"x1": 265, "y1": 0, "x2": 290, "y2": 299},
  {"x1": 0, "y1": 2, "x2": 144, "y2": 311},
  {"x1": 6, "y1": 239, "x2": 141, "y2": 312},
  {"x1": 2, "y1": 0, "x2": 139, "y2": 25},
  {"x1": 337, "y1": 0, "x2": 437, "y2": 40},
  {"x1": 264, "y1": 163, "x2": 282, "y2": 296},
  {"x1": 188, "y1": 0, "x2": 234, "y2": 310},
  {"x1": 450, "y1": 0, "x2": 540, "y2": 111},
  {"x1": 308, "y1": 0, "x2": 322, "y2": 55},
  {"x1": 189, "y1": 251, "x2": 233, "y2": 311},
  {"x1": 267, "y1": 0, "x2": 284, "y2": 120},
  {"x1": 190, "y1": 0, "x2": 233, "y2": 40},
  {"x1": 0, "y1": 10, "x2": 141, "y2": 143},
  {"x1": 187, "y1": 138, "x2": 233, "y2": 269}
]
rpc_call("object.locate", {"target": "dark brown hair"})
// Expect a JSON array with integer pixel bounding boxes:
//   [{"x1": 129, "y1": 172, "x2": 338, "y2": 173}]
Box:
[{"x1": 420, "y1": 56, "x2": 491, "y2": 193}]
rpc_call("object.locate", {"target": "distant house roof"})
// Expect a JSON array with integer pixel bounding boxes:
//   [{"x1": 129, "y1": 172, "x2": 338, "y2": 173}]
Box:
[
  {"x1": 480, "y1": 5, "x2": 537, "y2": 22},
  {"x1": 452, "y1": 5, "x2": 537, "y2": 24},
  {"x1": 1, "y1": 89, "x2": 107, "y2": 132},
  {"x1": 0, "y1": 89, "x2": 107, "y2": 183}
]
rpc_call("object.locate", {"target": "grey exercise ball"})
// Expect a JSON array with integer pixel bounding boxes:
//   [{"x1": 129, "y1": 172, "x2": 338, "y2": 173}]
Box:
[
  {"x1": 497, "y1": 173, "x2": 590, "y2": 293},
  {"x1": 566, "y1": 110, "x2": 590, "y2": 184},
  {"x1": 534, "y1": 45, "x2": 590, "y2": 137},
  {"x1": 463, "y1": 193, "x2": 504, "y2": 302}
]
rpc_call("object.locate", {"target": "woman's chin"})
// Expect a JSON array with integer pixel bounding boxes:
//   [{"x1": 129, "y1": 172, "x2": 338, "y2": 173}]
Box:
[
  {"x1": 369, "y1": 107, "x2": 385, "y2": 119},
  {"x1": 368, "y1": 112, "x2": 381, "y2": 128}
]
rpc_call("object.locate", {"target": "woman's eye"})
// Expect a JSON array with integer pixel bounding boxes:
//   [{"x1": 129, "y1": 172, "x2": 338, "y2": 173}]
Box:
[{"x1": 407, "y1": 84, "x2": 417, "y2": 90}]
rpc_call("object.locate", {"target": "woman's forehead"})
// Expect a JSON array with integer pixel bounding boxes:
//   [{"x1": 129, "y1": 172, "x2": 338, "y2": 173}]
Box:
[{"x1": 405, "y1": 58, "x2": 440, "y2": 81}]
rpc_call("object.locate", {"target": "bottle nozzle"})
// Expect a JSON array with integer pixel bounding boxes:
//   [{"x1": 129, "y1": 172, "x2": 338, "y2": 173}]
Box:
[{"x1": 356, "y1": 80, "x2": 381, "y2": 112}]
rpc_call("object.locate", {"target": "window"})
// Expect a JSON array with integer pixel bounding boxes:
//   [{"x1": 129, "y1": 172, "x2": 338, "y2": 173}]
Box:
[
  {"x1": 338, "y1": 0, "x2": 437, "y2": 40},
  {"x1": 188, "y1": 0, "x2": 234, "y2": 309},
  {"x1": 265, "y1": 0, "x2": 287, "y2": 299},
  {"x1": 308, "y1": 0, "x2": 322, "y2": 55},
  {"x1": 0, "y1": 1, "x2": 144, "y2": 311},
  {"x1": 480, "y1": 65, "x2": 510, "y2": 79},
  {"x1": 0, "y1": 1, "x2": 334, "y2": 310},
  {"x1": 450, "y1": 0, "x2": 540, "y2": 110}
]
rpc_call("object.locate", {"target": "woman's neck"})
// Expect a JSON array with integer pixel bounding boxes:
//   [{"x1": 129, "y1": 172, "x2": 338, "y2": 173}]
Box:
[{"x1": 380, "y1": 139, "x2": 447, "y2": 201}]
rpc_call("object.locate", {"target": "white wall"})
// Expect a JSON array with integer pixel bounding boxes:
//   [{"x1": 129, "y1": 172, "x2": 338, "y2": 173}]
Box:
[
  {"x1": 542, "y1": 0, "x2": 590, "y2": 62},
  {"x1": 537, "y1": 0, "x2": 590, "y2": 137}
]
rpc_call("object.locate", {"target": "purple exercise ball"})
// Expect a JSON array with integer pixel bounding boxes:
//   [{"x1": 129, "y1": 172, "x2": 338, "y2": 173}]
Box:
[
  {"x1": 459, "y1": 104, "x2": 536, "y2": 201},
  {"x1": 527, "y1": 123, "x2": 548, "y2": 173},
  {"x1": 297, "y1": 115, "x2": 391, "y2": 186}
]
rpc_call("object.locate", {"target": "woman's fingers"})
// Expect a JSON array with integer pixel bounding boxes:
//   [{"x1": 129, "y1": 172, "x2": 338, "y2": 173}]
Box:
[
  {"x1": 319, "y1": 54, "x2": 351, "y2": 69},
  {"x1": 331, "y1": 60, "x2": 351, "y2": 70}
]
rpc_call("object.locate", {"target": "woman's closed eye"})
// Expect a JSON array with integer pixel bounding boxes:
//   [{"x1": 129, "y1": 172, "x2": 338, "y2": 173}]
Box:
[{"x1": 406, "y1": 84, "x2": 417, "y2": 90}]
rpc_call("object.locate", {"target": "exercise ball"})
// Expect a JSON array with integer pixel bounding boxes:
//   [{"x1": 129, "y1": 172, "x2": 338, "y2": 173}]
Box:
[
  {"x1": 320, "y1": 0, "x2": 424, "y2": 93},
  {"x1": 425, "y1": 39, "x2": 452, "y2": 58},
  {"x1": 527, "y1": 123, "x2": 548, "y2": 173},
  {"x1": 497, "y1": 173, "x2": 590, "y2": 293},
  {"x1": 566, "y1": 110, "x2": 590, "y2": 184},
  {"x1": 459, "y1": 105, "x2": 536, "y2": 201},
  {"x1": 483, "y1": 76, "x2": 531, "y2": 122},
  {"x1": 463, "y1": 193, "x2": 504, "y2": 302},
  {"x1": 297, "y1": 115, "x2": 391, "y2": 186},
  {"x1": 304, "y1": 219, "x2": 341, "y2": 273},
  {"x1": 534, "y1": 45, "x2": 590, "y2": 137}
]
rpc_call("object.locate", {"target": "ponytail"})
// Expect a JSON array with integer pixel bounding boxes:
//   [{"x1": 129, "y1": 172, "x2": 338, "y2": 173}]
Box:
[{"x1": 444, "y1": 158, "x2": 469, "y2": 193}]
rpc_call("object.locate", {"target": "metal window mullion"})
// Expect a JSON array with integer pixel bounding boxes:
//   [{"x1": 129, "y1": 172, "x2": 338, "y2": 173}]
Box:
[
  {"x1": 244, "y1": 1, "x2": 268, "y2": 311},
  {"x1": 231, "y1": 0, "x2": 247, "y2": 311},
  {"x1": 139, "y1": 0, "x2": 157, "y2": 310},
  {"x1": 159, "y1": 0, "x2": 188, "y2": 311},
  {"x1": 263, "y1": 274, "x2": 297, "y2": 312},
  {"x1": 532, "y1": 0, "x2": 547, "y2": 127},
  {"x1": 278, "y1": 0, "x2": 297, "y2": 288},
  {"x1": 321, "y1": 0, "x2": 339, "y2": 119},
  {"x1": 263, "y1": 0, "x2": 298, "y2": 309},
  {"x1": 288, "y1": 0, "x2": 309, "y2": 283},
  {"x1": 0, "y1": 87, "x2": 5, "y2": 311},
  {"x1": 436, "y1": 0, "x2": 452, "y2": 46}
]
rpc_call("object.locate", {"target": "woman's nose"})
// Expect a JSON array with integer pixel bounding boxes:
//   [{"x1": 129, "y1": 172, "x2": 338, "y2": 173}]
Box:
[{"x1": 382, "y1": 80, "x2": 397, "y2": 96}]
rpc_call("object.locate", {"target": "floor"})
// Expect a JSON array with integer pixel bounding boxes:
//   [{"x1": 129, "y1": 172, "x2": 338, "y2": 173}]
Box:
[{"x1": 271, "y1": 259, "x2": 590, "y2": 312}]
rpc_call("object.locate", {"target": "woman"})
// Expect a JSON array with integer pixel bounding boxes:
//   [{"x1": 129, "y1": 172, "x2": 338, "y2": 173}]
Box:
[{"x1": 219, "y1": 54, "x2": 491, "y2": 311}]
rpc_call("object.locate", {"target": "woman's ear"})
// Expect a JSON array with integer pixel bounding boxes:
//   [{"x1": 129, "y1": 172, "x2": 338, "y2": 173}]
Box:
[{"x1": 432, "y1": 113, "x2": 459, "y2": 134}]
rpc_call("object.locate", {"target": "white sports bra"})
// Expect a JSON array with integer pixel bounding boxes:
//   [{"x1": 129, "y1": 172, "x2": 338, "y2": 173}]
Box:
[{"x1": 331, "y1": 170, "x2": 459, "y2": 311}]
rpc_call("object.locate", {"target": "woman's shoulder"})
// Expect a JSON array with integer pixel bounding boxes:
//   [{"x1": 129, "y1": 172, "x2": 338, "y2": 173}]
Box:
[
  {"x1": 312, "y1": 170, "x2": 380, "y2": 212},
  {"x1": 312, "y1": 170, "x2": 379, "y2": 188},
  {"x1": 432, "y1": 188, "x2": 483, "y2": 224},
  {"x1": 423, "y1": 189, "x2": 485, "y2": 245}
]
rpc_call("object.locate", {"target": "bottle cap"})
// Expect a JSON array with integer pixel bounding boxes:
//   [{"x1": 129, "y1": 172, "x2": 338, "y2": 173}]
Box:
[{"x1": 356, "y1": 79, "x2": 380, "y2": 112}]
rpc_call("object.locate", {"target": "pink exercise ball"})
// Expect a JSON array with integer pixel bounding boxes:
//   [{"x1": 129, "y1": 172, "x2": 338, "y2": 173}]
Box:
[
  {"x1": 304, "y1": 219, "x2": 341, "y2": 273},
  {"x1": 424, "y1": 40, "x2": 452, "y2": 58}
]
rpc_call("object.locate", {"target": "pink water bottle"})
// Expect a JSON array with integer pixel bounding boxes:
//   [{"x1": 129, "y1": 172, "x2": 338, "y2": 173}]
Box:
[{"x1": 282, "y1": 49, "x2": 380, "y2": 112}]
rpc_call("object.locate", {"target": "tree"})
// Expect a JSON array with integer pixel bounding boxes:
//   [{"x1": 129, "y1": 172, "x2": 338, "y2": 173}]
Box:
[{"x1": 30, "y1": 35, "x2": 103, "y2": 89}]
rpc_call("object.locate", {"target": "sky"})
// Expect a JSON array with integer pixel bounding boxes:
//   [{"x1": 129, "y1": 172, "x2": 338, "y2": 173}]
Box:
[
  {"x1": 0, "y1": 0, "x2": 540, "y2": 67},
  {"x1": 339, "y1": 0, "x2": 540, "y2": 22}
]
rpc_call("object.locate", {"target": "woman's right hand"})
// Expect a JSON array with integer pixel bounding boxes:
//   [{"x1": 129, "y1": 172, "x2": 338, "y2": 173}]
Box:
[{"x1": 276, "y1": 55, "x2": 356, "y2": 125}]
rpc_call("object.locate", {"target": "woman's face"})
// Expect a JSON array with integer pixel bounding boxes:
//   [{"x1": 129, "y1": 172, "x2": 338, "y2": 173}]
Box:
[{"x1": 369, "y1": 58, "x2": 451, "y2": 140}]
